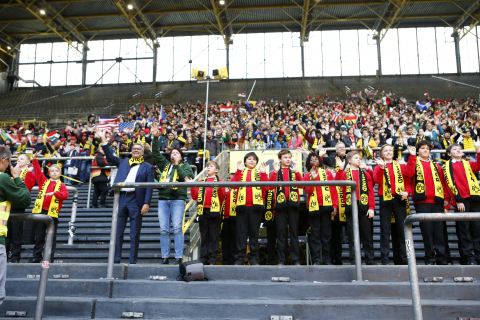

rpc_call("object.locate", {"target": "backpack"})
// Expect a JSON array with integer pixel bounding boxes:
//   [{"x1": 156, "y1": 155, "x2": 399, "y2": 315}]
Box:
[{"x1": 177, "y1": 260, "x2": 208, "y2": 282}]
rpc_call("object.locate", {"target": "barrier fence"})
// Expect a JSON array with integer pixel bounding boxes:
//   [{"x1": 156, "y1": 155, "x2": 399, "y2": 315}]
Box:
[
  {"x1": 403, "y1": 212, "x2": 480, "y2": 320},
  {"x1": 9, "y1": 213, "x2": 55, "y2": 320},
  {"x1": 106, "y1": 180, "x2": 362, "y2": 281}
]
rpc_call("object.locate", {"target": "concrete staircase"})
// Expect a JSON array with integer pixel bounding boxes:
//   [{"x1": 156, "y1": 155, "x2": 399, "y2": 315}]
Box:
[{"x1": 1, "y1": 264, "x2": 480, "y2": 319}]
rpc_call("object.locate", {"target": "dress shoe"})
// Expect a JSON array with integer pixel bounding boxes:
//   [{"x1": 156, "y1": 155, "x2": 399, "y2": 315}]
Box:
[
  {"x1": 366, "y1": 261, "x2": 378, "y2": 265},
  {"x1": 381, "y1": 259, "x2": 390, "y2": 266},
  {"x1": 249, "y1": 259, "x2": 259, "y2": 265},
  {"x1": 98, "y1": 205, "x2": 110, "y2": 209},
  {"x1": 235, "y1": 259, "x2": 245, "y2": 265},
  {"x1": 160, "y1": 258, "x2": 169, "y2": 265},
  {"x1": 322, "y1": 262, "x2": 333, "y2": 266},
  {"x1": 8, "y1": 258, "x2": 20, "y2": 263},
  {"x1": 292, "y1": 260, "x2": 301, "y2": 266},
  {"x1": 209, "y1": 262, "x2": 216, "y2": 265},
  {"x1": 425, "y1": 261, "x2": 434, "y2": 265},
  {"x1": 277, "y1": 261, "x2": 285, "y2": 266},
  {"x1": 173, "y1": 258, "x2": 182, "y2": 265},
  {"x1": 313, "y1": 262, "x2": 321, "y2": 266},
  {"x1": 28, "y1": 258, "x2": 41, "y2": 263}
]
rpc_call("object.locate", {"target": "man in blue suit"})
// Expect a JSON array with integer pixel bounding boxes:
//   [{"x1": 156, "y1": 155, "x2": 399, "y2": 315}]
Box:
[{"x1": 97, "y1": 129, "x2": 153, "y2": 264}]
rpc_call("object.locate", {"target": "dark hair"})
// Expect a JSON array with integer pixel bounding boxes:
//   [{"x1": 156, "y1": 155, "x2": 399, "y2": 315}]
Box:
[
  {"x1": 305, "y1": 152, "x2": 323, "y2": 171},
  {"x1": 415, "y1": 139, "x2": 432, "y2": 153},
  {"x1": 277, "y1": 149, "x2": 291, "y2": 159},
  {"x1": 243, "y1": 152, "x2": 259, "y2": 164},
  {"x1": 168, "y1": 147, "x2": 185, "y2": 162},
  {"x1": 446, "y1": 143, "x2": 461, "y2": 155}
]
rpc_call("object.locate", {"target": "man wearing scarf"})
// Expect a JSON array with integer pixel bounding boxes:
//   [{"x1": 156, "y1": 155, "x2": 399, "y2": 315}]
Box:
[{"x1": 97, "y1": 129, "x2": 153, "y2": 265}]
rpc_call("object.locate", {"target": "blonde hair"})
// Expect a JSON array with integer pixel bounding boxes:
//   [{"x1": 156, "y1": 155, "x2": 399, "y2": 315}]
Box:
[
  {"x1": 48, "y1": 164, "x2": 62, "y2": 172},
  {"x1": 206, "y1": 160, "x2": 220, "y2": 170}
]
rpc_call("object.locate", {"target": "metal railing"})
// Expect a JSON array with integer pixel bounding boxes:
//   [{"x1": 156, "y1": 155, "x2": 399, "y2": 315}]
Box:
[
  {"x1": 106, "y1": 180, "x2": 361, "y2": 281},
  {"x1": 9, "y1": 213, "x2": 55, "y2": 320},
  {"x1": 404, "y1": 212, "x2": 480, "y2": 320},
  {"x1": 31, "y1": 186, "x2": 78, "y2": 245}
]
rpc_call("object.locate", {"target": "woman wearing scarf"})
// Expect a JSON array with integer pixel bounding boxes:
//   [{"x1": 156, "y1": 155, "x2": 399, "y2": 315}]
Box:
[{"x1": 151, "y1": 123, "x2": 194, "y2": 265}]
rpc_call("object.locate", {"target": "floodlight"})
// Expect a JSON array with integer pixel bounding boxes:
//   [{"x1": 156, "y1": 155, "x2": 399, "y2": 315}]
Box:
[
  {"x1": 39, "y1": 9, "x2": 46, "y2": 15},
  {"x1": 212, "y1": 67, "x2": 228, "y2": 79},
  {"x1": 127, "y1": 4, "x2": 133, "y2": 10},
  {"x1": 191, "y1": 67, "x2": 206, "y2": 79}
]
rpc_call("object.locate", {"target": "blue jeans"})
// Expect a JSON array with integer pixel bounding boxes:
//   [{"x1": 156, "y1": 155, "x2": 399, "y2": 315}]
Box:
[
  {"x1": 158, "y1": 200, "x2": 185, "y2": 259},
  {"x1": 209, "y1": 156, "x2": 216, "y2": 160},
  {"x1": 79, "y1": 160, "x2": 92, "y2": 183}
]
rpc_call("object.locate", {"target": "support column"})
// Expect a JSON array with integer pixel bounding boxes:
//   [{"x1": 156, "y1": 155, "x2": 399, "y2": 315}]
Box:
[
  {"x1": 81, "y1": 46, "x2": 88, "y2": 87},
  {"x1": 453, "y1": 31, "x2": 462, "y2": 75},
  {"x1": 376, "y1": 37, "x2": 382, "y2": 78},
  {"x1": 226, "y1": 43, "x2": 230, "y2": 80},
  {"x1": 301, "y1": 44, "x2": 305, "y2": 78},
  {"x1": 153, "y1": 43, "x2": 159, "y2": 87}
]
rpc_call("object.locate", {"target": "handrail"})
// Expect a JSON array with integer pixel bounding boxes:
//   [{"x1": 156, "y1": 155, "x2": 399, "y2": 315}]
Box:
[
  {"x1": 404, "y1": 212, "x2": 480, "y2": 320},
  {"x1": 181, "y1": 199, "x2": 196, "y2": 235},
  {"x1": 31, "y1": 186, "x2": 78, "y2": 245},
  {"x1": 9, "y1": 213, "x2": 54, "y2": 320},
  {"x1": 106, "y1": 180, "x2": 361, "y2": 282},
  {"x1": 11, "y1": 150, "x2": 201, "y2": 161}
]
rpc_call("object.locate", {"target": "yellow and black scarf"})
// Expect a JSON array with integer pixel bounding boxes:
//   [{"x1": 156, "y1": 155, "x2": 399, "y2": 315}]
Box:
[
  {"x1": 221, "y1": 189, "x2": 237, "y2": 219},
  {"x1": 275, "y1": 167, "x2": 300, "y2": 211},
  {"x1": 236, "y1": 168, "x2": 264, "y2": 213},
  {"x1": 264, "y1": 188, "x2": 275, "y2": 224},
  {"x1": 136, "y1": 136, "x2": 146, "y2": 145},
  {"x1": 160, "y1": 162, "x2": 179, "y2": 190},
  {"x1": 196, "y1": 176, "x2": 221, "y2": 216},
  {"x1": 20, "y1": 168, "x2": 28, "y2": 181},
  {"x1": 346, "y1": 167, "x2": 369, "y2": 212},
  {"x1": 308, "y1": 169, "x2": 333, "y2": 214},
  {"x1": 442, "y1": 138, "x2": 454, "y2": 150},
  {"x1": 252, "y1": 139, "x2": 264, "y2": 149},
  {"x1": 382, "y1": 161, "x2": 411, "y2": 223},
  {"x1": 413, "y1": 158, "x2": 443, "y2": 203},
  {"x1": 443, "y1": 159, "x2": 480, "y2": 203},
  {"x1": 32, "y1": 179, "x2": 62, "y2": 218},
  {"x1": 311, "y1": 136, "x2": 324, "y2": 149},
  {"x1": 129, "y1": 156, "x2": 144, "y2": 167},
  {"x1": 356, "y1": 137, "x2": 375, "y2": 160}
]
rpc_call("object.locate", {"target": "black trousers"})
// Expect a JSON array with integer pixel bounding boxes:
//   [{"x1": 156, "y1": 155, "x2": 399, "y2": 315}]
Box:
[
  {"x1": 455, "y1": 199, "x2": 480, "y2": 265},
  {"x1": 379, "y1": 197, "x2": 408, "y2": 265},
  {"x1": 221, "y1": 217, "x2": 237, "y2": 265},
  {"x1": 92, "y1": 181, "x2": 109, "y2": 207},
  {"x1": 235, "y1": 207, "x2": 262, "y2": 262},
  {"x1": 5, "y1": 219, "x2": 24, "y2": 260},
  {"x1": 330, "y1": 218, "x2": 345, "y2": 265},
  {"x1": 414, "y1": 202, "x2": 447, "y2": 265},
  {"x1": 33, "y1": 209, "x2": 59, "y2": 262},
  {"x1": 199, "y1": 209, "x2": 222, "y2": 264},
  {"x1": 345, "y1": 208, "x2": 374, "y2": 264},
  {"x1": 276, "y1": 208, "x2": 300, "y2": 263},
  {"x1": 266, "y1": 223, "x2": 277, "y2": 265},
  {"x1": 309, "y1": 210, "x2": 332, "y2": 264}
]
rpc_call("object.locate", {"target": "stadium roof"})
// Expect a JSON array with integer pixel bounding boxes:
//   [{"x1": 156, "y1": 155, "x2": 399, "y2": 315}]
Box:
[{"x1": 0, "y1": 0, "x2": 478, "y2": 54}]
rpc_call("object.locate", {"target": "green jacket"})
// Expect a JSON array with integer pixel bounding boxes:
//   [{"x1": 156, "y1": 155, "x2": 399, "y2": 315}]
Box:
[{"x1": 152, "y1": 136, "x2": 194, "y2": 200}]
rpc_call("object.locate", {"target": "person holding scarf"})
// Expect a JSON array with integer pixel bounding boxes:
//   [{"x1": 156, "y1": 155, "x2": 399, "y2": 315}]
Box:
[
  {"x1": 335, "y1": 151, "x2": 376, "y2": 265},
  {"x1": 251, "y1": 133, "x2": 264, "y2": 150},
  {"x1": 303, "y1": 149, "x2": 338, "y2": 265},
  {"x1": 355, "y1": 127, "x2": 377, "y2": 166},
  {"x1": 191, "y1": 161, "x2": 225, "y2": 265},
  {"x1": 269, "y1": 149, "x2": 304, "y2": 265},
  {"x1": 97, "y1": 129, "x2": 153, "y2": 265},
  {"x1": 373, "y1": 145, "x2": 412, "y2": 265},
  {"x1": 231, "y1": 152, "x2": 269, "y2": 265},
  {"x1": 404, "y1": 141, "x2": 450, "y2": 265},
  {"x1": 299, "y1": 124, "x2": 324, "y2": 151},
  {"x1": 443, "y1": 142, "x2": 480, "y2": 265},
  {"x1": 151, "y1": 123, "x2": 194, "y2": 265},
  {"x1": 6, "y1": 155, "x2": 35, "y2": 263},
  {"x1": 221, "y1": 173, "x2": 237, "y2": 265},
  {"x1": 31, "y1": 152, "x2": 69, "y2": 263}
]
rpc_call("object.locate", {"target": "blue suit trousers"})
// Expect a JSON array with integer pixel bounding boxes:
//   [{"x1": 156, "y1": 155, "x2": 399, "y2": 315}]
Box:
[{"x1": 115, "y1": 194, "x2": 143, "y2": 264}]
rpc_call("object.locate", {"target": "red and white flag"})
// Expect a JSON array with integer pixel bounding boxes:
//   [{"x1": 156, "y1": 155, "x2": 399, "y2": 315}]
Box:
[{"x1": 97, "y1": 116, "x2": 119, "y2": 133}]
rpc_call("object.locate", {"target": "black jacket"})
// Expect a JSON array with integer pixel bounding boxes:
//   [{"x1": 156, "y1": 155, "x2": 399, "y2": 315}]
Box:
[{"x1": 92, "y1": 152, "x2": 110, "y2": 183}]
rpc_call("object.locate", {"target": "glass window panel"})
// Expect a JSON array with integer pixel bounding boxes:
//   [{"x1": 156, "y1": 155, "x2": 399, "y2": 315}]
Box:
[
  {"x1": 304, "y1": 31, "x2": 322, "y2": 77},
  {"x1": 246, "y1": 33, "x2": 265, "y2": 78},
  {"x1": 19, "y1": 44, "x2": 36, "y2": 63},
  {"x1": 157, "y1": 37, "x2": 173, "y2": 82},
  {"x1": 283, "y1": 32, "x2": 302, "y2": 77},
  {"x1": 34, "y1": 64, "x2": 51, "y2": 86},
  {"x1": 66, "y1": 62, "x2": 82, "y2": 86},
  {"x1": 340, "y1": 30, "x2": 360, "y2": 76},
  {"x1": 136, "y1": 59, "x2": 153, "y2": 83},
  {"x1": 417, "y1": 28, "x2": 437, "y2": 74},
  {"x1": 103, "y1": 40, "x2": 120, "y2": 59},
  {"x1": 67, "y1": 43, "x2": 82, "y2": 61},
  {"x1": 322, "y1": 30, "x2": 341, "y2": 76},
  {"x1": 191, "y1": 35, "x2": 209, "y2": 76},
  {"x1": 18, "y1": 65, "x2": 34, "y2": 87},
  {"x1": 173, "y1": 36, "x2": 191, "y2": 81},
  {"x1": 86, "y1": 61, "x2": 103, "y2": 85},
  {"x1": 460, "y1": 29, "x2": 479, "y2": 73},
  {"x1": 358, "y1": 30, "x2": 377, "y2": 76},
  {"x1": 436, "y1": 27, "x2": 456, "y2": 73},
  {"x1": 52, "y1": 43, "x2": 68, "y2": 62},
  {"x1": 137, "y1": 40, "x2": 152, "y2": 58},
  {"x1": 209, "y1": 36, "x2": 227, "y2": 77},
  {"x1": 119, "y1": 60, "x2": 136, "y2": 83},
  {"x1": 265, "y1": 32, "x2": 284, "y2": 78},
  {"x1": 120, "y1": 39, "x2": 138, "y2": 59},
  {"x1": 88, "y1": 40, "x2": 103, "y2": 60},
  {"x1": 230, "y1": 34, "x2": 246, "y2": 79},
  {"x1": 398, "y1": 29, "x2": 418, "y2": 74},
  {"x1": 50, "y1": 63, "x2": 67, "y2": 86},
  {"x1": 35, "y1": 43, "x2": 52, "y2": 62},
  {"x1": 102, "y1": 61, "x2": 119, "y2": 84},
  {"x1": 381, "y1": 29, "x2": 400, "y2": 75}
]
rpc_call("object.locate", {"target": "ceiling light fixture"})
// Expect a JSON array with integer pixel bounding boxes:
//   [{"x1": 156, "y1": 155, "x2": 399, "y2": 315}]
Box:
[
  {"x1": 39, "y1": 9, "x2": 46, "y2": 15},
  {"x1": 219, "y1": 0, "x2": 225, "y2": 5},
  {"x1": 127, "y1": 4, "x2": 133, "y2": 10},
  {"x1": 7, "y1": 46, "x2": 11, "y2": 50}
]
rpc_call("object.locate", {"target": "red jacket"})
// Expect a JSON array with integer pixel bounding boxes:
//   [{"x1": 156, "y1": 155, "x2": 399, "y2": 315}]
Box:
[
  {"x1": 335, "y1": 168, "x2": 375, "y2": 210},
  {"x1": 404, "y1": 155, "x2": 450, "y2": 205},
  {"x1": 191, "y1": 176, "x2": 226, "y2": 209},
  {"x1": 444, "y1": 154, "x2": 480, "y2": 209},
  {"x1": 33, "y1": 159, "x2": 69, "y2": 212},
  {"x1": 373, "y1": 162, "x2": 412, "y2": 197},
  {"x1": 303, "y1": 171, "x2": 338, "y2": 209},
  {"x1": 23, "y1": 171, "x2": 35, "y2": 193},
  {"x1": 231, "y1": 169, "x2": 269, "y2": 205}
]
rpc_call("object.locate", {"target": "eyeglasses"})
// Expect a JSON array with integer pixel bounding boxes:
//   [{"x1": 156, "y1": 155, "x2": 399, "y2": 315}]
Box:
[{"x1": 132, "y1": 148, "x2": 143, "y2": 151}]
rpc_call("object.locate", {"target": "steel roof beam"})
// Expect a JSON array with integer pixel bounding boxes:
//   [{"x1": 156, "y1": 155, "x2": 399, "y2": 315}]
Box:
[{"x1": 451, "y1": 0, "x2": 480, "y2": 40}]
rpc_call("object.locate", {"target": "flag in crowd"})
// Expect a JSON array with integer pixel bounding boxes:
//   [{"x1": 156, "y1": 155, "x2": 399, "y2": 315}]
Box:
[
  {"x1": 119, "y1": 121, "x2": 135, "y2": 133},
  {"x1": 1, "y1": 131, "x2": 16, "y2": 143},
  {"x1": 220, "y1": 103, "x2": 233, "y2": 113},
  {"x1": 97, "y1": 116, "x2": 120, "y2": 132},
  {"x1": 416, "y1": 101, "x2": 431, "y2": 111},
  {"x1": 238, "y1": 93, "x2": 246, "y2": 97},
  {"x1": 159, "y1": 106, "x2": 166, "y2": 123},
  {"x1": 344, "y1": 115, "x2": 357, "y2": 123},
  {"x1": 365, "y1": 88, "x2": 378, "y2": 96},
  {"x1": 44, "y1": 130, "x2": 57, "y2": 142},
  {"x1": 382, "y1": 97, "x2": 390, "y2": 105},
  {"x1": 400, "y1": 97, "x2": 407, "y2": 104},
  {"x1": 331, "y1": 112, "x2": 339, "y2": 122}
]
